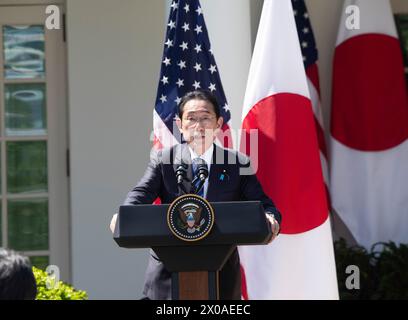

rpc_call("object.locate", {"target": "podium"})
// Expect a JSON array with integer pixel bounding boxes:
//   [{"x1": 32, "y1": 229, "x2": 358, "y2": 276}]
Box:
[{"x1": 114, "y1": 200, "x2": 271, "y2": 300}]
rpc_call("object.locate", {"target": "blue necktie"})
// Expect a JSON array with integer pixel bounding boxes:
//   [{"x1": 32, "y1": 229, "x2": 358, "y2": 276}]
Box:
[{"x1": 192, "y1": 158, "x2": 204, "y2": 197}]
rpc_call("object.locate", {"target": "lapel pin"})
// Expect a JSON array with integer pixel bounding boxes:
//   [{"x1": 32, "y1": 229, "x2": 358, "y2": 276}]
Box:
[{"x1": 220, "y1": 169, "x2": 229, "y2": 181}]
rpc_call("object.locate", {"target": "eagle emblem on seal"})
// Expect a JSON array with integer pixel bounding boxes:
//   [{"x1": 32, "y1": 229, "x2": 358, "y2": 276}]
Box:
[
  {"x1": 167, "y1": 194, "x2": 214, "y2": 241},
  {"x1": 178, "y1": 203, "x2": 206, "y2": 233}
]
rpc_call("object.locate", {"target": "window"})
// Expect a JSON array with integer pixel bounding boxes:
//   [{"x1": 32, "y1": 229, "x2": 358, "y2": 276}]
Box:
[{"x1": 0, "y1": 5, "x2": 69, "y2": 280}]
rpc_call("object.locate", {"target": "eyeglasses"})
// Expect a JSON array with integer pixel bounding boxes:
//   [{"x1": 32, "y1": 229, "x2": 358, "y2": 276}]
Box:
[{"x1": 183, "y1": 116, "x2": 216, "y2": 127}]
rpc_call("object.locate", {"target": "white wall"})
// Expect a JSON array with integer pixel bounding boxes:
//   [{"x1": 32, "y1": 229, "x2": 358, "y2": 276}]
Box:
[{"x1": 66, "y1": 0, "x2": 165, "y2": 299}]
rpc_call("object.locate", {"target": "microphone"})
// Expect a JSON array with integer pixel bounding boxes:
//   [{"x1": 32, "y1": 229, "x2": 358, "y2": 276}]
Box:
[
  {"x1": 176, "y1": 163, "x2": 188, "y2": 195},
  {"x1": 176, "y1": 163, "x2": 188, "y2": 184},
  {"x1": 192, "y1": 158, "x2": 208, "y2": 182}
]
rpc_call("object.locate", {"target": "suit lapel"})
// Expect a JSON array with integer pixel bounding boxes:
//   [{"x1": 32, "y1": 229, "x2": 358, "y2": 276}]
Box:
[{"x1": 206, "y1": 144, "x2": 226, "y2": 201}]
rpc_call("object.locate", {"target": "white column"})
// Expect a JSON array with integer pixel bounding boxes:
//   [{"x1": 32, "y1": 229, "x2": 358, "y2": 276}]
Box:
[{"x1": 201, "y1": 0, "x2": 261, "y2": 146}]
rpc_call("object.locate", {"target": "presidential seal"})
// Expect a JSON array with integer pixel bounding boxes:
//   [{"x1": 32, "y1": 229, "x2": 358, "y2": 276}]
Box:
[{"x1": 167, "y1": 194, "x2": 215, "y2": 242}]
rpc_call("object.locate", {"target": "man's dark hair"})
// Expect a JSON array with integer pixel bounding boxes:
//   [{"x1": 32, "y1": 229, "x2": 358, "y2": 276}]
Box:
[
  {"x1": 0, "y1": 249, "x2": 37, "y2": 300},
  {"x1": 178, "y1": 90, "x2": 221, "y2": 119}
]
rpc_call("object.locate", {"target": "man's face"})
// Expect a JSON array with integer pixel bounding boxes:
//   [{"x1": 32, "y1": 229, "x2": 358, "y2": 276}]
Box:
[{"x1": 177, "y1": 99, "x2": 224, "y2": 153}]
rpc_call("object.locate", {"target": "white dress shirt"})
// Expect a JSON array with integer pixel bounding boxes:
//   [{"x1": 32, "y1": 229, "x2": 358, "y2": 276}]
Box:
[{"x1": 188, "y1": 144, "x2": 213, "y2": 198}]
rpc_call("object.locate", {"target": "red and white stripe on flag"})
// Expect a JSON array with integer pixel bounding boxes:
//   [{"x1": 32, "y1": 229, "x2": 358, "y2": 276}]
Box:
[
  {"x1": 330, "y1": 0, "x2": 408, "y2": 249},
  {"x1": 238, "y1": 0, "x2": 338, "y2": 299},
  {"x1": 291, "y1": 0, "x2": 330, "y2": 202}
]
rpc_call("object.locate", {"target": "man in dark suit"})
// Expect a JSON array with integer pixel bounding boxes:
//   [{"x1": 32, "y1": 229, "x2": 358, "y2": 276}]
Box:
[{"x1": 110, "y1": 90, "x2": 281, "y2": 300}]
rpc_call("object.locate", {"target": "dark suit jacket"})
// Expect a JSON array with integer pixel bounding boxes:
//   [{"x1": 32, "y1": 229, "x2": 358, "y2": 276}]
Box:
[{"x1": 123, "y1": 143, "x2": 281, "y2": 300}]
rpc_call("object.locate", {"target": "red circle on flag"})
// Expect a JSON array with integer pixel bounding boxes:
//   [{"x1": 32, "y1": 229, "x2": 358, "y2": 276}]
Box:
[
  {"x1": 242, "y1": 93, "x2": 328, "y2": 234},
  {"x1": 331, "y1": 34, "x2": 408, "y2": 151}
]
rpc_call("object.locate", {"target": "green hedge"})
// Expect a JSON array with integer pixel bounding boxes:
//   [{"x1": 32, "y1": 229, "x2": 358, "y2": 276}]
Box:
[
  {"x1": 334, "y1": 239, "x2": 408, "y2": 299},
  {"x1": 33, "y1": 267, "x2": 88, "y2": 300}
]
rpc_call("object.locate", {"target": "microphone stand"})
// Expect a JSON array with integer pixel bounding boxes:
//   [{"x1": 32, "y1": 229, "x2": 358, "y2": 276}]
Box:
[{"x1": 176, "y1": 164, "x2": 189, "y2": 196}]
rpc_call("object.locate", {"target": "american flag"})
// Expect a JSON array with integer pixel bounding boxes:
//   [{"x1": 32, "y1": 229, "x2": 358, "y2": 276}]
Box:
[
  {"x1": 153, "y1": 0, "x2": 232, "y2": 149},
  {"x1": 292, "y1": 0, "x2": 330, "y2": 197}
]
